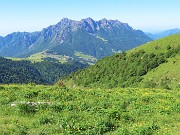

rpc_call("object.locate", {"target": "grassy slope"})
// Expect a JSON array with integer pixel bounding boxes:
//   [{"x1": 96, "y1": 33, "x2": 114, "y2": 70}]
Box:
[
  {"x1": 129, "y1": 34, "x2": 180, "y2": 88},
  {"x1": 141, "y1": 55, "x2": 180, "y2": 89},
  {"x1": 1, "y1": 35, "x2": 180, "y2": 135},
  {"x1": 0, "y1": 84, "x2": 179, "y2": 134},
  {"x1": 7, "y1": 51, "x2": 97, "y2": 64},
  {"x1": 27, "y1": 51, "x2": 68, "y2": 63},
  {"x1": 6, "y1": 52, "x2": 45, "y2": 62},
  {"x1": 65, "y1": 34, "x2": 180, "y2": 89},
  {"x1": 6, "y1": 51, "x2": 68, "y2": 63},
  {"x1": 128, "y1": 34, "x2": 180, "y2": 54},
  {"x1": 74, "y1": 51, "x2": 97, "y2": 65}
]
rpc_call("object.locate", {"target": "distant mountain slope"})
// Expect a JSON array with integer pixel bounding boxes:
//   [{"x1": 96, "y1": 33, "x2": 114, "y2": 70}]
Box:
[
  {"x1": 65, "y1": 34, "x2": 180, "y2": 89},
  {"x1": 146, "y1": 28, "x2": 180, "y2": 39},
  {"x1": 0, "y1": 32, "x2": 40, "y2": 57},
  {"x1": 0, "y1": 18, "x2": 151, "y2": 63}
]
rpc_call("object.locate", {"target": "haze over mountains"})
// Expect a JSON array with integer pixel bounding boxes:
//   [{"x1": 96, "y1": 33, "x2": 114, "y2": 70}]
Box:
[
  {"x1": 146, "y1": 28, "x2": 180, "y2": 40},
  {"x1": 0, "y1": 18, "x2": 151, "y2": 63}
]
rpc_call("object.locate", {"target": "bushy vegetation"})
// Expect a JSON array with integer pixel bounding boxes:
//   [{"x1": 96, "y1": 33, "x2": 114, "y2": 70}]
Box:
[
  {"x1": 0, "y1": 84, "x2": 179, "y2": 134},
  {"x1": 33, "y1": 60, "x2": 88, "y2": 84},
  {"x1": 0, "y1": 57, "x2": 88, "y2": 84},
  {"x1": 0, "y1": 57, "x2": 44, "y2": 84},
  {"x1": 65, "y1": 34, "x2": 180, "y2": 89},
  {"x1": 0, "y1": 33, "x2": 179, "y2": 135},
  {"x1": 66, "y1": 46, "x2": 179, "y2": 89},
  {"x1": 141, "y1": 54, "x2": 180, "y2": 89}
]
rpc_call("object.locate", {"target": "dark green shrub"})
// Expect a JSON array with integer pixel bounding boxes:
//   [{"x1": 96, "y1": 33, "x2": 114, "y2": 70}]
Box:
[
  {"x1": 0, "y1": 86, "x2": 5, "y2": 90},
  {"x1": 154, "y1": 46, "x2": 160, "y2": 50},
  {"x1": 17, "y1": 103, "x2": 37, "y2": 115},
  {"x1": 137, "y1": 67, "x2": 147, "y2": 76},
  {"x1": 15, "y1": 125, "x2": 29, "y2": 135},
  {"x1": 160, "y1": 78, "x2": 171, "y2": 89},
  {"x1": 39, "y1": 92, "x2": 51, "y2": 100},
  {"x1": 37, "y1": 104, "x2": 49, "y2": 111},
  {"x1": 143, "y1": 80, "x2": 156, "y2": 88},
  {"x1": 160, "y1": 83, "x2": 170, "y2": 90},
  {"x1": 115, "y1": 127, "x2": 129, "y2": 135},
  {"x1": 39, "y1": 115, "x2": 54, "y2": 125},
  {"x1": 166, "y1": 45, "x2": 171, "y2": 50},
  {"x1": 24, "y1": 91, "x2": 39, "y2": 98},
  {"x1": 50, "y1": 104, "x2": 64, "y2": 112},
  {"x1": 97, "y1": 119, "x2": 116, "y2": 134},
  {"x1": 108, "y1": 110, "x2": 121, "y2": 120},
  {"x1": 133, "y1": 124, "x2": 159, "y2": 135}
]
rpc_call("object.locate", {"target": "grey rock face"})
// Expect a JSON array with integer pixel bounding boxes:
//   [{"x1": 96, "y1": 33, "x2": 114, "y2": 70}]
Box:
[{"x1": 0, "y1": 18, "x2": 151, "y2": 59}]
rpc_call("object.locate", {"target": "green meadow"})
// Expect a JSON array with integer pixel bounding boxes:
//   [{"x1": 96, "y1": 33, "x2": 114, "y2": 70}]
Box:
[{"x1": 0, "y1": 84, "x2": 179, "y2": 135}]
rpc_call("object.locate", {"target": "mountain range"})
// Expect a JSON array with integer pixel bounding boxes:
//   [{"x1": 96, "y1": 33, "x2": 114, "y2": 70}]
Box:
[
  {"x1": 146, "y1": 28, "x2": 180, "y2": 40},
  {"x1": 0, "y1": 18, "x2": 151, "y2": 63}
]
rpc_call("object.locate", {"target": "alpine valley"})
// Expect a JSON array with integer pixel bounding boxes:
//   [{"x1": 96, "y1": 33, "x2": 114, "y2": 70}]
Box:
[
  {"x1": 0, "y1": 34, "x2": 179, "y2": 135},
  {"x1": 0, "y1": 18, "x2": 151, "y2": 64},
  {"x1": 1, "y1": 0, "x2": 180, "y2": 134}
]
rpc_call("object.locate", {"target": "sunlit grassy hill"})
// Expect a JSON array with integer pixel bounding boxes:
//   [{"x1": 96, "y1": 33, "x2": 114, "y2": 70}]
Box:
[
  {"x1": 141, "y1": 55, "x2": 180, "y2": 89},
  {"x1": 65, "y1": 34, "x2": 180, "y2": 89},
  {"x1": 129, "y1": 34, "x2": 180, "y2": 54},
  {"x1": 130, "y1": 34, "x2": 180, "y2": 89}
]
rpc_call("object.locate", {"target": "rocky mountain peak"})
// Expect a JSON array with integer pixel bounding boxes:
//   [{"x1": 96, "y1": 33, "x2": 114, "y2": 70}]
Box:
[
  {"x1": 44, "y1": 18, "x2": 133, "y2": 34},
  {"x1": 55, "y1": 18, "x2": 76, "y2": 28},
  {"x1": 98, "y1": 18, "x2": 126, "y2": 28},
  {"x1": 0, "y1": 17, "x2": 152, "y2": 58},
  {"x1": 80, "y1": 18, "x2": 98, "y2": 34},
  {"x1": 81, "y1": 17, "x2": 96, "y2": 24}
]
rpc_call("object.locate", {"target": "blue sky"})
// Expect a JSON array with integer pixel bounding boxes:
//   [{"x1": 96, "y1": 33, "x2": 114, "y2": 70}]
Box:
[{"x1": 0, "y1": 0, "x2": 180, "y2": 36}]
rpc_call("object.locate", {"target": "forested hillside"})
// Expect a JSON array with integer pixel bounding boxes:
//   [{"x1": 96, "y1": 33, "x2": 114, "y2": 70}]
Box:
[
  {"x1": 0, "y1": 57, "x2": 88, "y2": 84},
  {"x1": 65, "y1": 34, "x2": 180, "y2": 89},
  {"x1": 0, "y1": 57, "x2": 45, "y2": 84},
  {"x1": 33, "y1": 61, "x2": 88, "y2": 84}
]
